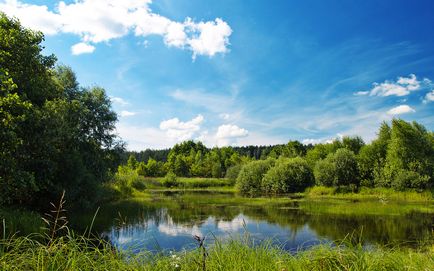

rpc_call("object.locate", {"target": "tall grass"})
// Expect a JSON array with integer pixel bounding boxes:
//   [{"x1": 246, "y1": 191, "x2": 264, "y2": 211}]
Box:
[
  {"x1": 306, "y1": 186, "x2": 433, "y2": 202},
  {"x1": 0, "y1": 208, "x2": 44, "y2": 237},
  {"x1": 0, "y1": 234, "x2": 432, "y2": 270}
]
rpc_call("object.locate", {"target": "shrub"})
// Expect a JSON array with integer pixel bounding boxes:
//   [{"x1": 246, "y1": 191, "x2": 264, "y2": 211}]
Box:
[
  {"x1": 112, "y1": 169, "x2": 143, "y2": 197},
  {"x1": 334, "y1": 148, "x2": 359, "y2": 187},
  {"x1": 236, "y1": 159, "x2": 275, "y2": 195},
  {"x1": 162, "y1": 172, "x2": 178, "y2": 188},
  {"x1": 391, "y1": 170, "x2": 430, "y2": 191},
  {"x1": 314, "y1": 159, "x2": 335, "y2": 186},
  {"x1": 262, "y1": 157, "x2": 314, "y2": 194},
  {"x1": 306, "y1": 186, "x2": 336, "y2": 196},
  {"x1": 225, "y1": 165, "x2": 242, "y2": 185},
  {"x1": 131, "y1": 178, "x2": 147, "y2": 191},
  {"x1": 313, "y1": 148, "x2": 359, "y2": 188}
]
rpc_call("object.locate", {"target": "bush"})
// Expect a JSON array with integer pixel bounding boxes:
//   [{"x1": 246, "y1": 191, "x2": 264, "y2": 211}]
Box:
[
  {"x1": 262, "y1": 157, "x2": 314, "y2": 194},
  {"x1": 162, "y1": 172, "x2": 178, "y2": 188},
  {"x1": 236, "y1": 159, "x2": 275, "y2": 195},
  {"x1": 131, "y1": 178, "x2": 147, "y2": 191},
  {"x1": 334, "y1": 148, "x2": 359, "y2": 187},
  {"x1": 306, "y1": 186, "x2": 336, "y2": 196},
  {"x1": 314, "y1": 159, "x2": 335, "y2": 186},
  {"x1": 391, "y1": 170, "x2": 430, "y2": 191},
  {"x1": 225, "y1": 165, "x2": 242, "y2": 185},
  {"x1": 313, "y1": 148, "x2": 359, "y2": 188}
]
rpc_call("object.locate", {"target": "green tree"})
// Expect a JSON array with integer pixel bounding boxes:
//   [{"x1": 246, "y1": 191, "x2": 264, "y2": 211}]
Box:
[
  {"x1": 333, "y1": 148, "x2": 359, "y2": 187},
  {"x1": 382, "y1": 119, "x2": 433, "y2": 189},
  {"x1": 262, "y1": 157, "x2": 314, "y2": 193},
  {"x1": 236, "y1": 158, "x2": 275, "y2": 195},
  {"x1": 0, "y1": 14, "x2": 123, "y2": 207}
]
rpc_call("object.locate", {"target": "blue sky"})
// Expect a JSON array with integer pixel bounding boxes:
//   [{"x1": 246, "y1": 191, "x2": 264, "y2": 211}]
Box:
[{"x1": 1, "y1": 0, "x2": 433, "y2": 150}]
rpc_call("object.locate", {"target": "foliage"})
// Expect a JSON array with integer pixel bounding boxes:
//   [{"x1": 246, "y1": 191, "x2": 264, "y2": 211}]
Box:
[
  {"x1": 0, "y1": 13, "x2": 123, "y2": 208},
  {"x1": 225, "y1": 165, "x2": 242, "y2": 185},
  {"x1": 313, "y1": 148, "x2": 359, "y2": 188},
  {"x1": 262, "y1": 157, "x2": 314, "y2": 193},
  {"x1": 314, "y1": 158, "x2": 336, "y2": 186},
  {"x1": 0, "y1": 234, "x2": 432, "y2": 271},
  {"x1": 162, "y1": 172, "x2": 179, "y2": 188},
  {"x1": 380, "y1": 119, "x2": 434, "y2": 189},
  {"x1": 391, "y1": 170, "x2": 430, "y2": 191},
  {"x1": 236, "y1": 159, "x2": 275, "y2": 195}
]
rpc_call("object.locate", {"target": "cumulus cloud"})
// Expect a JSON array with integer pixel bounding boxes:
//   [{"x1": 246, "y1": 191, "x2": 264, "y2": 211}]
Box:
[
  {"x1": 423, "y1": 90, "x2": 434, "y2": 103},
  {"x1": 360, "y1": 74, "x2": 422, "y2": 97},
  {"x1": 116, "y1": 123, "x2": 175, "y2": 150},
  {"x1": 0, "y1": 0, "x2": 232, "y2": 58},
  {"x1": 71, "y1": 42, "x2": 95, "y2": 55},
  {"x1": 160, "y1": 114, "x2": 204, "y2": 141},
  {"x1": 386, "y1": 105, "x2": 415, "y2": 115},
  {"x1": 119, "y1": 110, "x2": 136, "y2": 117},
  {"x1": 110, "y1": 96, "x2": 129, "y2": 106},
  {"x1": 216, "y1": 124, "x2": 248, "y2": 146}
]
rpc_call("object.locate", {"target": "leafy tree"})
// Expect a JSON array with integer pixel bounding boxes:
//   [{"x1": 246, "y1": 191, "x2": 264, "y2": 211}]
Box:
[
  {"x1": 0, "y1": 14, "x2": 123, "y2": 207},
  {"x1": 382, "y1": 119, "x2": 433, "y2": 188},
  {"x1": 127, "y1": 155, "x2": 138, "y2": 170},
  {"x1": 341, "y1": 136, "x2": 365, "y2": 154},
  {"x1": 314, "y1": 158, "x2": 336, "y2": 187},
  {"x1": 333, "y1": 148, "x2": 359, "y2": 187},
  {"x1": 236, "y1": 159, "x2": 275, "y2": 195},
  {"x1": 262, "y1": 157, "x2": 314, "y2": 193},
  {"x1": 313, "y1": 148, "x2": 359, "y2": 188}
]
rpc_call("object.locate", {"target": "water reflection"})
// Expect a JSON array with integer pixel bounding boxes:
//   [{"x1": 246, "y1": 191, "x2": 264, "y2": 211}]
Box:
[{"x1": 71, "y1": 191, "x2": 433, "y2": 253}]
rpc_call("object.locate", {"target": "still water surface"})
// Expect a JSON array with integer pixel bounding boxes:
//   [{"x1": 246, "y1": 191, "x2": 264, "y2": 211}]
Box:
[{"x1": 72, "y1": 191, "x2": 433, "y2": 253}]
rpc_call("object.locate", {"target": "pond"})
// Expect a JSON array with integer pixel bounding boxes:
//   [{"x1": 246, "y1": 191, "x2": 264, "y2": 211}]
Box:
[{"x1": 71, "y1": 191, "x2": 433, "y2": 253}]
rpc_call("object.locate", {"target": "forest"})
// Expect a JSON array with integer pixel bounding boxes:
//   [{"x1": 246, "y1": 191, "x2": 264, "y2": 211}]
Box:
[{"x1": 117, "y1": 119, "x2": 433, "y2": 195}]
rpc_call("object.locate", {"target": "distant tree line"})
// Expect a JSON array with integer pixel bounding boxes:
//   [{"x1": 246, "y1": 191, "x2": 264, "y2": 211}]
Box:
[{"x1": 120, "y1": 119, "x2": 433, "y2": 194}]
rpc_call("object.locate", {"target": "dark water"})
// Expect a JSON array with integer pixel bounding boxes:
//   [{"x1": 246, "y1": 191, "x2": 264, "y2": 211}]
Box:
[{"x1": 71, "y1": 191, "x2": 433, "y2": 253}]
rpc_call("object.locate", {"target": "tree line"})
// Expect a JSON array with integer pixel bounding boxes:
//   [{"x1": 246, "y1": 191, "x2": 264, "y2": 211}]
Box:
[{"x1": 122, "y1": 119, "x2": 433, "y2": 194}]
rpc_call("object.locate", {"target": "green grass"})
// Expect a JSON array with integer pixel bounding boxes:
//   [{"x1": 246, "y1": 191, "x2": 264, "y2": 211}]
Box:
[
  {"x1": 306, "y1": 186, "x2": 433, "y2": 202},
  {"x1": 0, "y1": 234, "x2": 432, "y2": 271},
  {"x1": 144, "y1": 177, "x2": 234, "y2": 189},
  {"x1": 0, "y1": 208, "x2": 45, "y2": 237}
]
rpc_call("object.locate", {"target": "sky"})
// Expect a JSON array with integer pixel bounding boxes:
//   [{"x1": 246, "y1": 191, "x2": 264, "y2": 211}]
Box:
[{"x1": 1, "y1": 0, "x2": 434, "y2": 150}]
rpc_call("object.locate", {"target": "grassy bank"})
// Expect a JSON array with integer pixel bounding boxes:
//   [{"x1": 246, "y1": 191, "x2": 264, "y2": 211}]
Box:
[
  {"x1": 1, "y1": 234, "x2": 432, "y2": 271},
  {"x1": 0, "y1": 208, "x2": 45, "y2": 238},
  {"x1": 306, "y1": 186, "x2": 434, "y2": 202},
  {"x1": 145, "y1": 177, "x2": 234, "y2": 189}
]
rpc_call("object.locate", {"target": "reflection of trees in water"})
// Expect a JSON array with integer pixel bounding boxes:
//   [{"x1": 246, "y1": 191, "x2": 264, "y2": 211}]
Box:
[
  {"x1": 71, "y1": 192, "x2": 433, "y2": 247},
  {"x1": 306, "y1": 212, "x2": 433, "y2": 246}
]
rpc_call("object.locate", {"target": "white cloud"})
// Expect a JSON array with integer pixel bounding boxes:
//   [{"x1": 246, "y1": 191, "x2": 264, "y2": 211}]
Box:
[
  {"x1": 353, "y1": 91, "x2": 369, "y2": 96},
  {"x1": 386, "y1": 105, "x2": 415, "y2": 115},
  {"x1": 0, "y1": 0, "x2": 232, "y2": 58},
  {"x1": 219, "y1": 113, "x2": 231, "y2": 120},
  {"x1": 301, "y1": 138, "x2": 327, "y2": 145},
  {"x1": 368, "y1": 74, "x2": 421, "y2": 97},
  {"x1": 215, "y1": 124, "x2": 248, "y2": 146},
  {"x1": 119, "y1": 110, "x2": 136, "y2": 117},
  {"x1": 160, "y1": 114, "x2": 204, "y2": 142},
  {"x1": 185, "y1": 18, "x2": 232, "y2": 60},
  {"x1": 116, "y1": 123, "x2": 175, "y2": 150},
  {"x1": 110, "y1": 96, "x2": 129, "y2": 106},
  {"x1": 71, "y1": 42, "x2": 95, "y2": 55},
  {"x1": 423, "y1": 90, "x2": 434, "y2": 103},
  {"x1": 0, "y1": 0, "x2": 61, "y2": 35}
]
